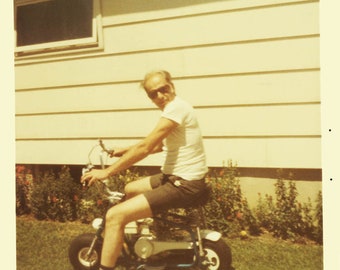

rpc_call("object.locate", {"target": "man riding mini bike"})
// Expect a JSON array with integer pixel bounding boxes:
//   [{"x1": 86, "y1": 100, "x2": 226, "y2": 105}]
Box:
[
  {"x1": 78, "y1": 70, "x2": 233, "y2": 270},
  {"x1": 69, "y1": 140, "x2": 233, "y2": 270}
]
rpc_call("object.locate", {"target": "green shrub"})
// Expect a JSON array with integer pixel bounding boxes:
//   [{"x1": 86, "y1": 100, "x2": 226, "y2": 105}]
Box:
[
  {"x1": 76, "y1": 168, "x2": 140, "y2": 223},
  {"x1": 16, "y1": 165, "x2": 33, "y2": 215},
  {"x1": 30, "y1": 166, "x2": 80, "y2": 222},
  {"x1": 313, "y1": 191, "x2": 323, "y2": 244},
  {"x1": 255, "y1": 193, "x2": 276, "y2": 231},
  {"x1": 76, "y1": 182, "x2": 110, "y2": 223},
  {"x1": 18, "y1": 163, "x2": 322, "y2": 244},
  {"x1": 272, "y1": 177, "x2": 304, "y2": 239},
  {"x1": 204, "y1": 161, "x2": 260, "y2": 237},
  {"x1": 254, "y1": 171, "x2": 323, "y2": 243}
]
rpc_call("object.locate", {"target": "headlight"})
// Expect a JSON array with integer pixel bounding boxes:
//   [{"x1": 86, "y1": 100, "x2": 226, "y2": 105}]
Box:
[{"x1": 92, "y1": 218, "x2": 103, "y2": 229}]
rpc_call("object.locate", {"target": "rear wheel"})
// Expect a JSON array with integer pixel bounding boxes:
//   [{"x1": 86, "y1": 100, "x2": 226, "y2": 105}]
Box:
[{"x1": 201, "y1": 239, "x2": 233, "y2": 270}]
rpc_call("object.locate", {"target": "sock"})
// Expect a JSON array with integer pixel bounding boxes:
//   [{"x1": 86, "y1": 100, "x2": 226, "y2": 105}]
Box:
[{"x1": 99, "y1": 265, "x2": 115, "y2": 270}]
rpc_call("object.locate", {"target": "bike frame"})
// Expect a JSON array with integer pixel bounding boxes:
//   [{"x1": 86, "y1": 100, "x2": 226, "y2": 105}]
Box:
[
  {"x1": 89, "y1": 210, "x2": 208, "y2": 269},
  {"x1": 84, "y1": 139, "x2": 220, "y2": 269}
]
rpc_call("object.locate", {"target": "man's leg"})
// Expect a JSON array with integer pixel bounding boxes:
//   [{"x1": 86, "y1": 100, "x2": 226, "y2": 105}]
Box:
[
  {"x1": 100, "y1": 194, "x2": 153, "y2": 268},
  {"x1": 124, "y1": 174, "x2": 161, "y2": 199}
]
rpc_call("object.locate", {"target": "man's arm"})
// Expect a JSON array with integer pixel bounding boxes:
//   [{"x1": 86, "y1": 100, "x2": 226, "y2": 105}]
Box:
[
  {"x1": 81, "y1": 117, "x2": 177, "y2": 186},
  {"x1": 113, "y1": 141, "x2": 163, "y2": 157},
  {"x1": 150, "y1": 142, "x2": 164, "y2": 154}
]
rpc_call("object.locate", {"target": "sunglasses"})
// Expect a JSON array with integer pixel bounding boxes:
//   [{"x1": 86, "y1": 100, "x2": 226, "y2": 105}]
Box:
[{"x1": 147, "y1": 85, "x2": 171, "y2": 99}]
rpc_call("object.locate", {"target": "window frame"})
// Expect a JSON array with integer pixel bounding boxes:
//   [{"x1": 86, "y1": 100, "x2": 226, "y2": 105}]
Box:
[{"x1": 14, "y1": 0, "x2": 102, "y2": 58}]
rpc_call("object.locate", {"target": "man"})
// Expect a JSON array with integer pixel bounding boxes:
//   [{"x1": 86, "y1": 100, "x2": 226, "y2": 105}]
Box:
[{"x1": 81, "y1": 70, "x2": 208, "y2": 270}]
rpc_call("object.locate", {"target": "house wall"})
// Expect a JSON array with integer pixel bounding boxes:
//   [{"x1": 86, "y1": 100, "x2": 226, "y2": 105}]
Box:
[{"x1": 15, "y1": 0, "x2": 320, "y2": 173}]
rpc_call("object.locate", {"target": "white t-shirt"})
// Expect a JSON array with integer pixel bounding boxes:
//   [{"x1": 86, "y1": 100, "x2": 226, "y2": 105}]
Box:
[{"x1": 160, "y1": 96, "x2": 208, "y2": 180}]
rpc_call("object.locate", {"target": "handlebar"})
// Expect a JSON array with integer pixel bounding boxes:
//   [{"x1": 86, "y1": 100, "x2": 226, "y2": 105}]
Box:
[
  {"x1": 85, "y1": 139, "x2": 114, "y2": 171},
  {"x1": 82, "y1": 139, "x2": 125, "y2": 204},
  {"x1": 99, "y1": 139, "x2": 115, "y2": 156}
]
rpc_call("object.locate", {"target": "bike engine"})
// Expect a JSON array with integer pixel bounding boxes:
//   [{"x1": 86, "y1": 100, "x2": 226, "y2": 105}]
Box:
[
  {"x1": 134, "y1": 236, "x2": 156, "y2": 259},
  {"x1": 134, "y1": 236, "x2": 195, "y2": 264}
]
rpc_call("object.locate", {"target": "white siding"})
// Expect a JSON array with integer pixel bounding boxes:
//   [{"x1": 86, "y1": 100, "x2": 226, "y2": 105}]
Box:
[
  {"x1": 15, "y1": 0, "x2": 320, "y2": 169},
  {"x1": 102, "y1": 1, "x2": 318, "y2": 54}
]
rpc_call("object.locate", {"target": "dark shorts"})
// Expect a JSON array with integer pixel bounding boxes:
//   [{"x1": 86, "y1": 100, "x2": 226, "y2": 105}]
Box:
[{"x1": 143, "y1": 174, "x2": 208, "y2": 215}]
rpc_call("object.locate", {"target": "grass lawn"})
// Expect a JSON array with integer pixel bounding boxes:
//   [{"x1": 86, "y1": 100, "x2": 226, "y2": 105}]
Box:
[{"x1": 16, "y1": 216, "x2": 323, "y2": 270}]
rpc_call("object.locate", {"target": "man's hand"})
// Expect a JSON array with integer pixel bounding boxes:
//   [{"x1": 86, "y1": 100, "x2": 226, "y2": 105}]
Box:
[
  {"x1": 109, "y1": 147, "x2": 126, "y2": 158},
  {"x1": 81, "y1": 169, "x2": 110, "y2": 186}
]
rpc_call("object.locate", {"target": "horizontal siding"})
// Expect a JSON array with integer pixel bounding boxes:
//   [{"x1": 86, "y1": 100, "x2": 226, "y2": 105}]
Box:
[
  {"x1": 15, "y1": 104, "x2": 320, "y2": 139},
  {"x1": 15, "y1": 37, "x2": 319, "y2": 90},
  {"x1": 197, "y1": 104, "x2": 320, "y2": 137},
  {"x1": 15, "y1": 137, "x2": 321, "y2": 168},
  {"x1": 16, "y1": 70, "x2": 320, "y2": 114},
  {"x1": 101, "y1": 0, "x2": 316, "y2": 26},
  {"x1": 203, "y1": 137, "x2": 321, "y2": 168},
  {"x1": 14, "y1": 0, "x2": 321, "y2": 169},
  {"x1": 177, "y1": 71, "x2": 320, "y2": 107},
  {"x1": 102, "y1": 1, "x2": 318, "y2": 54}
]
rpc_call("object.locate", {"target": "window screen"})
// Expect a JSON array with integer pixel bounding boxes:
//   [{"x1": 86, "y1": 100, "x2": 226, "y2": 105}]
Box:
[{"x1": 16, "y1": 0, "x2": 93, "y2": 47}]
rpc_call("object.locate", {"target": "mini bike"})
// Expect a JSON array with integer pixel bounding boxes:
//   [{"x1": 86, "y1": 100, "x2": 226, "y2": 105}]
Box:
[{"x1": 68, "y1": 140, "x2": 234, "y2": 270}]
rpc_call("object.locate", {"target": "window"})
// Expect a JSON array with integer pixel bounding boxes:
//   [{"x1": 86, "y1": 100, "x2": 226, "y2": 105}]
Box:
[{"x1": 15, "y1": 0, "x2": 102, "y2": 57}]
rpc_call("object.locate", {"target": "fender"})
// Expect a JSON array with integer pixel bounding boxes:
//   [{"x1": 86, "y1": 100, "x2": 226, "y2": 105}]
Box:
[{"x1": 200, "y1": 229, "x2": 222, "y2": 242}]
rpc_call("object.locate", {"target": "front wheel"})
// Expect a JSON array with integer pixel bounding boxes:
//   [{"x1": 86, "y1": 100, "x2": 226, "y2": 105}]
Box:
[
  {"x1": 69, "y1": 233, "x2": 102, "y2": 270},
  {"x1": 201, "y1": 239, "x2": 233, "y2": 270}
]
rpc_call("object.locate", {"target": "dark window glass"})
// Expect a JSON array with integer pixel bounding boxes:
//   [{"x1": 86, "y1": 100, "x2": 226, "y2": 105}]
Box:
[{"x1": 16, "y1": 0, "x2": 93, "y2": 46}]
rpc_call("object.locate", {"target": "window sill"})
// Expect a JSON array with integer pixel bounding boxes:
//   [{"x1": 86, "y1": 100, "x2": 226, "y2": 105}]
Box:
[{"x1": 15, "y1": 40, "x2": 104, "y2": 65}]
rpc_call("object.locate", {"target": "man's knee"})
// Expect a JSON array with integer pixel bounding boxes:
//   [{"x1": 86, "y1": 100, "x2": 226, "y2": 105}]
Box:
[
  {"x1": 105, "y1": 207, "x2": 125, "y2": 228},
  {"x1": 124, "y1": 177, "x2": 152, "y2": 198},
  {"x1": 124, "y1": 182, "x2": 137, "y2": 197},
  {"x1": 105, "y1": 196, "x2": 152, "y2": 228}
]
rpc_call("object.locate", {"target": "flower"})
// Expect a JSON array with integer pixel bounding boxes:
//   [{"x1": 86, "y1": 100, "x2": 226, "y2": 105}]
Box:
[
  {"x1": 240, "y1": 230, "x2": 248, "y2": 239},
  {"x1": 226, "y1": 215, "x2": 233, "y2": 221},
  {"x1": 236, "y1": 211, "x2": 243, "y2": 220},
  {"x1": 16, "y1": 165, "x2": 26, "y2": 174}
]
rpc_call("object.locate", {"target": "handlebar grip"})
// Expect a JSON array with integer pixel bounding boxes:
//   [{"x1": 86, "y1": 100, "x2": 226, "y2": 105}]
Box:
[
  {"x1": 81, "y1": 165, "x2": 94, "y2": 186},
  {"x1": 99, "y1": 139, "x2": 107, "y2": 151},
  {"x1": 99, "y1": 139, "x2": 114, "y2": 156}
]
